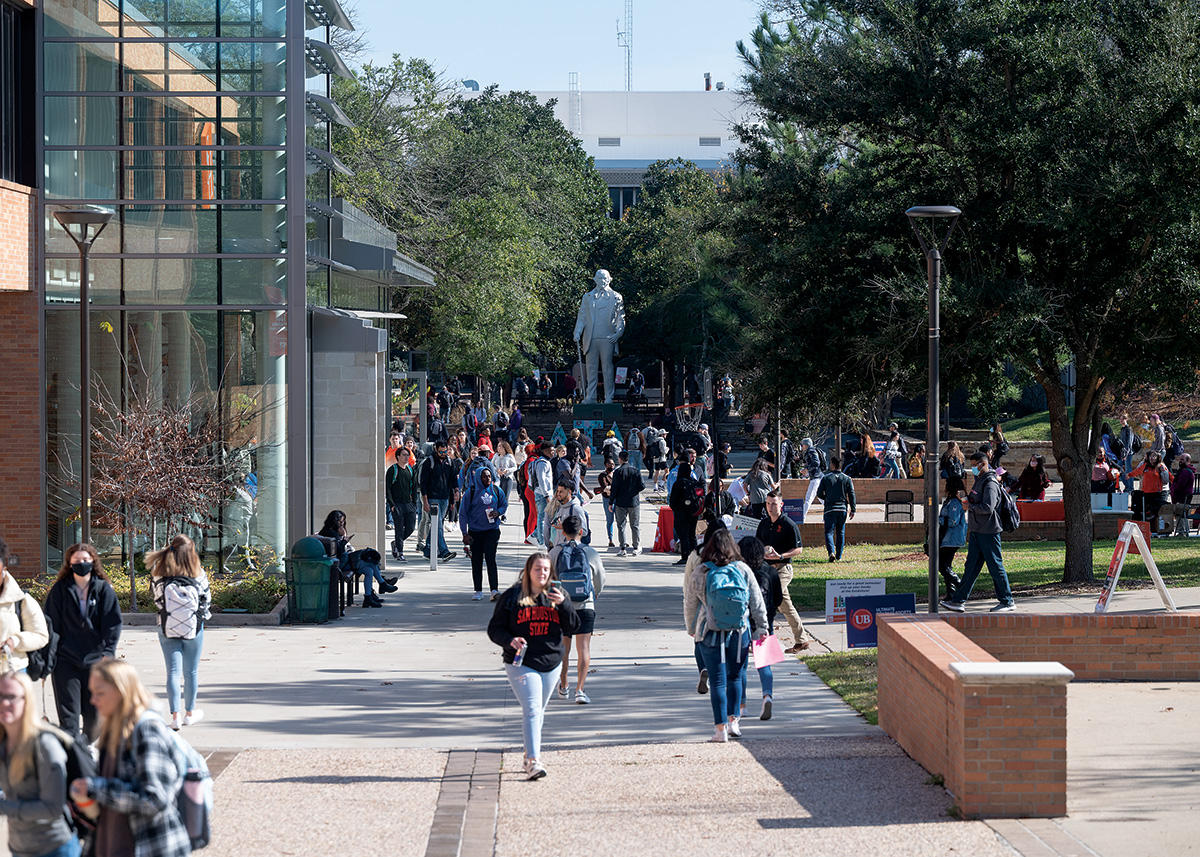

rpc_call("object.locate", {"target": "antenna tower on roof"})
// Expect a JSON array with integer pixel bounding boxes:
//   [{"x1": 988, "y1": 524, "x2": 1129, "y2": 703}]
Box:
[{"x1": 616, "y1": 0, "x2": 633, "y2": 91}]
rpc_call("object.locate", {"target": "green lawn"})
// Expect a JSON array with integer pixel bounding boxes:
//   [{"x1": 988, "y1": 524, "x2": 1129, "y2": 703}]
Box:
[
  {"x1": 789, "y1": 539, "x2": 1200, "y2": 610},
  {"x1": 998, "y1": 409, "x2": 1200, "y2": 443},
  {"x1": 801, "y1": 650, "x2": 879, "y2": 724}
]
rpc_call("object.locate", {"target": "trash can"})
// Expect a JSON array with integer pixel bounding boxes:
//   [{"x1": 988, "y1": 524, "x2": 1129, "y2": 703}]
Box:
[{"x1": 285, "y1": 537, "x2": 336, "y2": 624}]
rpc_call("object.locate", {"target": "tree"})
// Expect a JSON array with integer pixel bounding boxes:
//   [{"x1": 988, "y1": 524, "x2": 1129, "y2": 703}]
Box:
[
  {"x1": 733, "y1": 0, "x2": 1200, "y2": 582},
  {"x1": 332, "y1": 65, "x2": 611, "y2": 376}
]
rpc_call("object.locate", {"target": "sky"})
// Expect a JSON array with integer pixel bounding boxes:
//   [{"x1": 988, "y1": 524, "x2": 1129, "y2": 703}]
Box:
[{"x1": 344, "y1": 0, "x2": 766, "y2": 92}]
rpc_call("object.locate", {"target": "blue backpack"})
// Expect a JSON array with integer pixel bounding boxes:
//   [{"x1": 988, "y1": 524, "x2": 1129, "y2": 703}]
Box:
[
  {"x1": 556, "y1": 543, "x2": 593, "y2": 602},
  {"x1": 704, "y1": 561, "x2": 749, "y2": 631}
]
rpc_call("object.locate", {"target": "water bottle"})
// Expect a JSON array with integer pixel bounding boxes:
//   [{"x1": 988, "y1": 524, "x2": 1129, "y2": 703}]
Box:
[{"x1": 512, "y1": 640, "x2": 527, "y2": 667}]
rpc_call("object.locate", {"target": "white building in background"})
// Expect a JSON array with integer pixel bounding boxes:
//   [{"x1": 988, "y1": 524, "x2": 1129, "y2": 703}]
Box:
[{"x1": 522, "y1": 90, "x2": 755, "y2": 218}]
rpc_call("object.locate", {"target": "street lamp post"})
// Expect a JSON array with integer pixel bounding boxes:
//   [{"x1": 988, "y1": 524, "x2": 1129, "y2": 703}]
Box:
[
  {"x1": 53, "y1": 207, "x2": 114, "y2": 544},
  {"x1": 905, "y1": 205, "x2": 961, "y2": 613}
]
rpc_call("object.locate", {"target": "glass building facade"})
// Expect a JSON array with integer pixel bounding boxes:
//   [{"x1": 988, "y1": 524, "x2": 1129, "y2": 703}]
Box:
[{"x1": 39, "y1": 0, "x2": 365, "y2": 570}]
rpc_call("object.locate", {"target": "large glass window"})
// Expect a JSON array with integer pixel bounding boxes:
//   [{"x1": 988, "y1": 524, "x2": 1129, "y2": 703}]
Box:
[{"x1": 44, "y1": 308, "x2": 288, "y2": 571}]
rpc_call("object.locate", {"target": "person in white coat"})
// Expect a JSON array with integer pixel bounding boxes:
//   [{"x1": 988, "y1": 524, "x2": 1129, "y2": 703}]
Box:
[{"x1": 0, "y1": 538, "x2": 49, "y2": 675}]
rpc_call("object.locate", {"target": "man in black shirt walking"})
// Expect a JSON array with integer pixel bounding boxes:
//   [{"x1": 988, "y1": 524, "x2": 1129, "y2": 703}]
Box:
[
  {"x1": 420, "y1": 440, "x2": 458, "y2": 561},
  {"x1": 609, "y1": 451, "x2": 645, "y2": 556},
  {"x1": 755, "y1": 491, "x2": 807, "y2": 652}
]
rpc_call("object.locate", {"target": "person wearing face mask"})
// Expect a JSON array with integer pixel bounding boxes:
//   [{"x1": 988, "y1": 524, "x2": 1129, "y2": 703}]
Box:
[
  {"x1": 940, "y1": 452, "x2": 1015, "y2": 613},
  {"x1": 43, "y1": 544, "x2": 123, "y2": 740}
]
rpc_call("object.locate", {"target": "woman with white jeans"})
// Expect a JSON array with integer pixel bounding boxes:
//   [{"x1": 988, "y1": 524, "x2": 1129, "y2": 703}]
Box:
[
  {"x1": 487, "y1": 552, "x2": 579, "y2": 780},
  {"x1": 147, "y1": 534, "x2": 211, "y2": 730}
]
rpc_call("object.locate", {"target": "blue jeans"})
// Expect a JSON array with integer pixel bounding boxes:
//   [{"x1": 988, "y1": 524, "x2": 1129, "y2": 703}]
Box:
[
  {"x1": 534, "y1": 494, "x2": 549, "y2": 545},
  {"x1": 696, "y1": 630, "x2": 749, "y2": 726},
  {"x1": 159, "y1": 628, "x2": 204, "y2": 713},
  {"x1": 953, "y1": 531, "x2": 1013, "y2": 605},
  {"x1": 824, "y1": 509, "x2": 847, "y2": 559},
  {"x1": 504, "y1": 662, "x2": 562, "y2": 761},
  {"x1": 422, "y1": 500, "x2": 448, "y2": 557},
  {"x1": 882, "y1": 456, "x2": 904, "y2": 478},
  {"x1": 630, "y1": 450, "x2": 644, "y2": 474},
  {"x1": 602, "y1": 497, "x2": 615, "y2": 541},
  {"x1": 35, "y1": 837, "x2": 82, "y2": 857},
  {"x1": 1121, "y1": 452, "x2": 1135, "y2": 492},
  {"x1": 359, "y1": 559, "x2": 387, "y2": 595}
]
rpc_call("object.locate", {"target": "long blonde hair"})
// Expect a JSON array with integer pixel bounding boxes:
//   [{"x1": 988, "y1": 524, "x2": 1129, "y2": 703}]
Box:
[
  {"x1": 146, "y1": 534, "x2": 203, "y2": 579},
  {"x1": 92, "y1": 659, "x2": 154, "y2": 759},
  {"x1": 517, "y1": 551, "x2": 552, "y2": 607},
  {"x1": 0, "y1": 671, "x2": 51, "y2": 783}
]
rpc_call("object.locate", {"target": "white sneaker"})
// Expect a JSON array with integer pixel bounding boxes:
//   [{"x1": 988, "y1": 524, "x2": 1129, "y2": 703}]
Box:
[
  {"x1": 471, "y1": 592, "x2": 483, "y2": 601},
  {"x1": 524, "y1": 536, "x2": 538, "y2": 546},
  {"x1": 631, "y1": 547, "x2": 642, "y2": 557},
  {"x1": 170, "y1": 712, "x2": 182, "y2": 731},
  {"x1": 557, "y1": 683, "x2": 569, "y2": 699},
  {"x1": 617, "y1": 549, "x2": 627, "y2": 557},
  {"x1": 709, "y1": 728, "x2": 728, "y2": 743},
  {"x1": 760, "y1": 696, "x2": 773, "y2": 721},
  {"x1": 728, "y1": 717, "x2": 742, "y2": 738},
  {"x1": 183, "y1": 709, "x2": 204, "y2": 727},
  {"x1": 526, "y1": 760, "x2": 547, "y2": 780}
]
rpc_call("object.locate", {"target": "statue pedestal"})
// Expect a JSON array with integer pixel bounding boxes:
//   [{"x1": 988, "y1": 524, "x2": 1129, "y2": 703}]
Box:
[{"x1": 572, "y1": 403, "x2": 623, "y2": 422}]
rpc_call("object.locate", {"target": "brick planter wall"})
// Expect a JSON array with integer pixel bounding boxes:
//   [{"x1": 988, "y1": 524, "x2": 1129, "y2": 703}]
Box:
[
  {"x1": 877, "y1": 615, "x2": 1073, "y2": 818},
  {"x1": 943, "y1": 613, "x2": 1200, "y2": 681}
]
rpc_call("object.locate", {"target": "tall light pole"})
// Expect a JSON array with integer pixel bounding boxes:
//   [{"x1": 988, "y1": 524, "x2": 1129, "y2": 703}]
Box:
[
  {"x1": 905, "y1": 205, "x2": 961, "y2": 613},
  {"x1": 54, "y1": 207, "x2": 114, "y2": 544}
]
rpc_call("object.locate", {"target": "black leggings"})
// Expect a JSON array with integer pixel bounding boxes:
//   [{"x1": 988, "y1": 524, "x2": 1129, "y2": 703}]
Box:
[
  {"x1": 469, "y1": 528, "x2": 502, "y2": 592},
  {"x1": 675, "y1": 512, "x2": 698, "y2": 559},
  {"x1": 52, "y1": 659, "x2": 98, "y2": 741}
]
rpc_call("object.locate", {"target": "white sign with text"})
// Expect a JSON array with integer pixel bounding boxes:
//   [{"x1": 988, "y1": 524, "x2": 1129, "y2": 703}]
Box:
[{"x1": 825, "y1": 579, "x2": 886, "y2": 624}]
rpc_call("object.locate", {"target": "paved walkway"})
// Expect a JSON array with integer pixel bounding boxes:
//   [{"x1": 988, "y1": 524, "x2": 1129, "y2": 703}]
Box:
[{"x1": 3, "y1": 498, "x2": 1195, "y2": 857}]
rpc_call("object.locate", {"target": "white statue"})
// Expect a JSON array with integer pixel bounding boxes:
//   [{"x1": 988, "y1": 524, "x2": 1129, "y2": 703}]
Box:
[{"x1": 573, "y1": 269, "x2": 626, "y2": 404}]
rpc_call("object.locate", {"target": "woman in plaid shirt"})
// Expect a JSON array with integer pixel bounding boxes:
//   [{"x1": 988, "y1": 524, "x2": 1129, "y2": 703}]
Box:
[{"x1": 69, "y1": 660, "x2": 190, "y2": 857}]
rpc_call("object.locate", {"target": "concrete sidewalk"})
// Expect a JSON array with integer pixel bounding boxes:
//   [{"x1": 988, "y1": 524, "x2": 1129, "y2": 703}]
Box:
[{"x1": 6, "y1": 499, "x2": 1193, "y2": 857}]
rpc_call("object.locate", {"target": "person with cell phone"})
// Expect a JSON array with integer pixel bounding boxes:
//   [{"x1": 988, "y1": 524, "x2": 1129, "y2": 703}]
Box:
[{"x1": 487, "y1": 552, "x2": 579, "y2": 780}]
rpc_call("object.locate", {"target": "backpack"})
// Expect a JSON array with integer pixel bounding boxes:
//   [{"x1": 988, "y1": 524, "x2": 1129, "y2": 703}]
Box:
[
  {"x1": 159, "y1": 576, "x2": 203, "y2": 640},
  {"x1": 135, "y1": 714, "x2": 213, "y2": 849},
  {"x1": 688, "y1": 480, "x2": 706, "y2": 518},
  {"x1": 555, "y1": 543, "x2": 593, "y2": 603},
  {"x1": 1110, "y1": 436, "x2": 1126, "y2": 459},
  {"x1": 654, "y1": 436, "x2": 668, "y2": 459},
  {"x1": 704, "y1": 561, "x2": 750, "y2": 632},
  {"x1": 816, "y1": 447, "x2": 829, "y2": 471},
  {"x1": 39, "y1": 729, "x2": 96, "y2": 834},
  {"x1": 495, "y1": 410, "x2": 509, "y2": 429},
  {"x1": 994, "y1": 475, "x2": 1021, "y2": 532},
  {"x1": 1166, "y1": 424, "x2": 1184, "y2": 457},
  {"x1": 15, "y1": 598, "x2": 58, "y2": 682}
]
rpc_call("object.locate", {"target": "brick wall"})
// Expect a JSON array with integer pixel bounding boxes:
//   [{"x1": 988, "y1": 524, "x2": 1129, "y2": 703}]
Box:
[
  {"x1": 0, "y1": 181, "x2": 35, "y2": 294},
  {"x1": 877, "y1": 615, "x2": 1072, "y2": 818},
  {"x1": 943, "y1": 612, "x2": 1200, "y2": 681},
  {"x1": 877, "y1": 615, "x2": 995, "y2": 804},
  {"x1": 793, "y1": 516, "x2": 1133, "y2": 546},
  {"x1": 0, "y1": 181, "x2": 41, "y2": 575}
]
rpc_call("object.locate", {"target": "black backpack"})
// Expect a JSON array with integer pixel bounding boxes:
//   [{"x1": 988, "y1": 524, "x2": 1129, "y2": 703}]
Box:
[
  {"x1": 993, "y1": 475, "x2": 1021, "y2": 532},
  {"x1": 16, "y1": 598, "x2": 58, "y2": 682},
  {"x1": 1110, "y1": 436, "x2": 1126, "y2": 459},
  {"x1": 816, "y1": 447, "x2": 829, "y2": 471},
  {"x1": 1166, "y1": 424, "x2": 1184, "y2": 457},
  {"x1": 1131, "y1": 432, "x2": 1143, "y2": 454},
  {"x1": 39, "y1": 729, "x2": 97, "y2": 834}
]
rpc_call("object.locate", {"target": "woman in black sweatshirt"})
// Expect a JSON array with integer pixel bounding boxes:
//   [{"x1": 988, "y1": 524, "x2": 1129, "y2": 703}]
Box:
[
  {"x1": 42, "y1": 542, "x2": 122, "y2": 740},
  {"x1": 488, "y1": 551, "x2": 579, "y2": 780}
]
